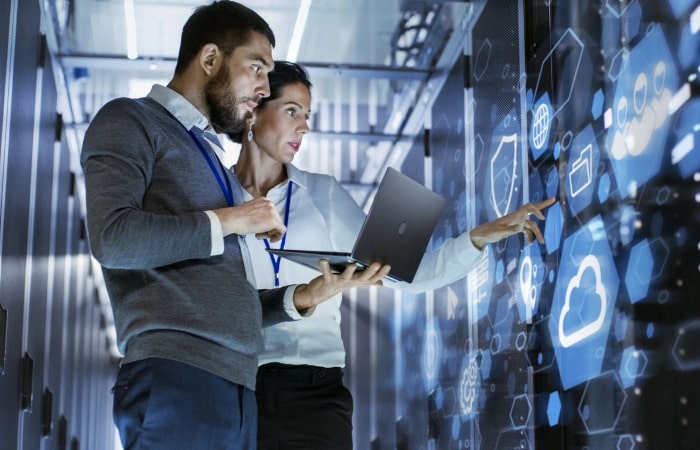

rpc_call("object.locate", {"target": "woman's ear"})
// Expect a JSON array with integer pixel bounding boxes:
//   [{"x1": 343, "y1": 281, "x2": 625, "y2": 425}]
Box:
[{"x1": 247, "y1": 110, "x2": 258, "y2": 129}]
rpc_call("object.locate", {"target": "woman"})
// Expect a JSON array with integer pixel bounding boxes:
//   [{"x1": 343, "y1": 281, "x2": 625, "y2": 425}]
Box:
[{"x1": 231, "y1": 61, "x2": 553, "y2": 450}]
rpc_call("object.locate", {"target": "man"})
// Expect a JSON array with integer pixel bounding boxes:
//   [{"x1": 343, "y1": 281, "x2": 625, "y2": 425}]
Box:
[{"x1": 80, "y1": 2, "x2": 389, "y2": 449}]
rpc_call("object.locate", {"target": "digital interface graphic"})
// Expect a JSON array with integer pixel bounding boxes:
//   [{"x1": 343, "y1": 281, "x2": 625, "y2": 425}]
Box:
[{"x1": 343, "y1": 1, "x2": 700, "y2": 449}]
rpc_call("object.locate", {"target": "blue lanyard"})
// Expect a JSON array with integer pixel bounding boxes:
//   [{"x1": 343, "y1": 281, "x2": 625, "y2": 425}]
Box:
[
  {"x1": 263, "y1": 182, "x2": 293, "y2": 286},
  {"x1": 187, "y1": 129, "x2": 234, "y2": 207}
]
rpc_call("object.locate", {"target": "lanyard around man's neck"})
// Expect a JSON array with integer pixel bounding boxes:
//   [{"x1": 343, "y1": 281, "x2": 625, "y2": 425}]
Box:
[{"x1": 187, "y1": 127, "x2": 234, "y2": 207}]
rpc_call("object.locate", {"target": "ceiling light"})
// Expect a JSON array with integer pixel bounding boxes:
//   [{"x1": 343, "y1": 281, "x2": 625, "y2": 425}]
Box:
[
  {"x1": 286, "y1": 0, "x2": 312, "y2": 62},
  {"x1": 124, "y1": 0, "x2": 138, "y2": 60}
]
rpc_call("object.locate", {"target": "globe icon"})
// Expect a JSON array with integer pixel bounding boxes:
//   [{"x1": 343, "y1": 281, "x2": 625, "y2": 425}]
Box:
[{"x1": 532, "y1": 102, "x2": 551, "y2": 150}]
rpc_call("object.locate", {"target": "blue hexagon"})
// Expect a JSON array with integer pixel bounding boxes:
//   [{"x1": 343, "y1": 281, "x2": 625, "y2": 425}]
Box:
[
  {"x1": 545, "y1": 166, "x2": 559, "y2": 198},
  {"x1": 614, "y1": 312, "x2": 629, "y2": 342},
  {"x1": 553, "y1": 142, "x2": 561, "y2": 160},
  {"x1": 480, "y1": 349, "x2": 492, "y2": 380},
  {"x1": 598, "y1": 173, "x2": 611, "y2": 203},
  {"x1": 592, "y1": 89, "x2": 604, "y2": 120},
  {"x1": 625, "y1": 239, "x2": 653, "y2": 303},
  {"x1": 608, "y1": 48, "x2": 629, "y2": 82},
  {"x1": 620, "y1": 346, "x2": 648, "y2": 388},
  {"x1": 646, "y1": 323, "x2": 655, "y2": 338},
  {"x1": 544, "y1": 201, "x2": 563, "y2": 255},
  {"x1": 547, "y1": 391, "x2": 561, "y2": 426},
  {"x1": 617, "y1": 434, "x2": 636, "y2": 450},
  {"x1": 548, "y1": 216, "x2": 620, "y2": 389}
]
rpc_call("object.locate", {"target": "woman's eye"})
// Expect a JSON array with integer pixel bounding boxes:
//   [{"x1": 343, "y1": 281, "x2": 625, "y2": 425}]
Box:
[{"x1": 286, "y1": 109, "x2": 296, "y2": 117}]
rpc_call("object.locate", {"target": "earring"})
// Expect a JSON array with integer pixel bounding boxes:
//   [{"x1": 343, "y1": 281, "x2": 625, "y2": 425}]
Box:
[{"x1": 247, "y1": 125, "x2": 254, "y2": 142}]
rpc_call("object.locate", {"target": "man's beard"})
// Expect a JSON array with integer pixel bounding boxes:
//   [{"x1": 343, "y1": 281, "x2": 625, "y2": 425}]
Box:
[{"x1": 205, "y1": 66, "x2": 248, "y2": 135}]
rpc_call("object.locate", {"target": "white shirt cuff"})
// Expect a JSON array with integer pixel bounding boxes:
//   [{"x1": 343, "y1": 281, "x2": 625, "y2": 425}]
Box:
[
  {"x1": 284, "y1": 286, "x2": 307, "y2": 319},
  {"x1": 204, "y1": 210, "x2": 224, "y2": 256}
]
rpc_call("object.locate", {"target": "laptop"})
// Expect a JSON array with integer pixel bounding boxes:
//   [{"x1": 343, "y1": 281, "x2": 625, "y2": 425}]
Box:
[{"x1": 266, "y1": 167, "x2": 446, "y2": 283}]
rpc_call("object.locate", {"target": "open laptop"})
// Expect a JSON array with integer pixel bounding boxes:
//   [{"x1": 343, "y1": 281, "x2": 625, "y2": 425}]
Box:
[{"x1": 266, "y1": 167, "x2": 446, "y2": 283}]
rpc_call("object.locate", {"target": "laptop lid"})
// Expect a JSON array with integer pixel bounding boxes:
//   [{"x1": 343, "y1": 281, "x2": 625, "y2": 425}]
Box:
[
  {"x1": 267, "y1": 167, "x2": 445, "y2": 283},
  {"x1": 349, "y1": 167, "x2": 445, "y2": 282}
]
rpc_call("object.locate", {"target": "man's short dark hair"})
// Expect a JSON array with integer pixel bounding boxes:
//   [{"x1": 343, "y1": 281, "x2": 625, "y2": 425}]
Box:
[{"x1": 174, "y1": 1, "x2": 275, "y2": 75}]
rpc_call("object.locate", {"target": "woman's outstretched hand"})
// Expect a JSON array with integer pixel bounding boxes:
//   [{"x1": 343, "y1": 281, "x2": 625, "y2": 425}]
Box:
[{"x1": 469, "y1": 197, "x2": 556, "y2": 250}]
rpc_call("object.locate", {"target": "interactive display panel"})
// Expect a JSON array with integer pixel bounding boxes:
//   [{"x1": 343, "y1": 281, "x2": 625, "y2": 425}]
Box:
[{"x1": 343, "y1": 1, "x2": 700, "y2": 449}]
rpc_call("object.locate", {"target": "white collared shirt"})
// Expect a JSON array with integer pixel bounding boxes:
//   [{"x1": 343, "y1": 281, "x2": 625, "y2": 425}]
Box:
[{"x1": 236, "y1": 164, "x2": 484, "y2": 368}]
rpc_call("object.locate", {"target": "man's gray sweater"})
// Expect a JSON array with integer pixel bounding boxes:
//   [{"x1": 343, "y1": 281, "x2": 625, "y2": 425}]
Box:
[{"x1": 81, "y1": 95, "x2": 292, "y2": 390}]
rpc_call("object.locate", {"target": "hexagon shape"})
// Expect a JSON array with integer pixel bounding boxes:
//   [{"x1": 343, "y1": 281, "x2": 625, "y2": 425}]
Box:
[
  {"x1": 672, "y1": 320, "x2": 700, "y2": 370},
  {"x1": 592, "y1": 89, "x2": 605, "y2": 120},
  {"x1": 549, "y1": 216, "x2": 620, "y2": 389},
  {"x1": 509, "y1": 394, "x2": 532, "y2": 429},
  {"x1": 620, "y1": 346, "x2": 649, "y2": 388},
  {"x1": 578, "y1": 371, "x2": 627, "y2": 434},
  {"x1": 473, "y1": 39, "x2": 492, "y2": 82},
  {"x1": 547, "y1": 391, "x2": 562, "y2": 426},
  {"x1": 544, "y1": 201, "x2": 563, "y2": 255},
  {"x1": 625, "y1": 239, "x2": 653, "y2": 303},
  {"x1": 532, "y1": 29, "x2": 585, "y2": 118}
]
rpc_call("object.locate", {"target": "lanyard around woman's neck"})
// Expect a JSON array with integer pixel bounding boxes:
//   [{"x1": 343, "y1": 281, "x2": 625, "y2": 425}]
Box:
[
  {"x1": 263, "y1": 181, "x2": 294, "y2": 287},
  {"x1": 187, "y1": 128, "x2": 234, "y2": 207}
]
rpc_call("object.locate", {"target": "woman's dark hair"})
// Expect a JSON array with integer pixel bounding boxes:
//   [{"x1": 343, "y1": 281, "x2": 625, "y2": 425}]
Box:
[
  {"x1": 230, "y1": 61, "x2": 312, "y2": 143},
  {"x1": 259, "y1": 61, "x2": 312, "y2": 109},
  {"x1": 174, "y1": 1, "x2": 275, "y2": 75}
]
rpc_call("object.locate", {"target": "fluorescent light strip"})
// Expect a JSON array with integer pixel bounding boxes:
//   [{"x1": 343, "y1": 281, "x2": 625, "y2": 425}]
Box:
[
  {"x1": 124, "y1": 0, "x2": 138, "y2": 60},
  {"x1": 286, "y1": 0, "x2": 312, "y2": 62},
  {"x1": 672, "y1": 133, "x2": 695, "y2": 165},
  {"x1": 692, "y1": 4, "x2": 700, "y2": 34}
]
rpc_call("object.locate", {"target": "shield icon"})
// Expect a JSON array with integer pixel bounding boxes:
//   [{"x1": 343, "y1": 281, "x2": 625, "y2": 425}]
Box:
[{"x1": 489, "y1": 133, "x2": 518, "y2": 217}]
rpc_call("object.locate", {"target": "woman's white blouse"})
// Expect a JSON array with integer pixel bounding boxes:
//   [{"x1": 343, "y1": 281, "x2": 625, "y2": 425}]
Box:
[{"x1": 236, "y1": 164, "x2": 483, "y2": 368}]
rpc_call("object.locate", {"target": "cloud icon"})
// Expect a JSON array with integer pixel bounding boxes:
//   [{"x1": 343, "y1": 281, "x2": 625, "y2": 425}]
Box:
[
  {"x1": 610, "y1": 62, "x2": 673, "y2": 161},
  {"x1": 558, "y1": 255, "x2": 608, "y2": 348}
]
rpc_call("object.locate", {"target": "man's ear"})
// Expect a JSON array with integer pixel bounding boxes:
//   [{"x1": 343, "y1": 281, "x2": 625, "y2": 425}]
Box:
[{"x1": 198, "y1": 43, "x2": 221, "y2": 76}]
